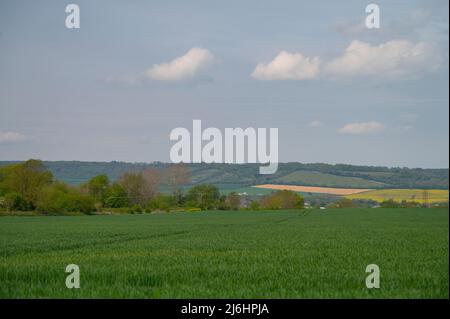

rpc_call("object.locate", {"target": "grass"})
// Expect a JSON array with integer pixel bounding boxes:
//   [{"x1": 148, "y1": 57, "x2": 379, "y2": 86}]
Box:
[
  {"x1": 275, "y1": 170, "x2": 387, "y2": 188},
  {"x1": 347, "y1": 189, "x2": 449, "y2": 204},
  {"x1": 0, "y1": 208, "x2": 448, "y2": 298}
]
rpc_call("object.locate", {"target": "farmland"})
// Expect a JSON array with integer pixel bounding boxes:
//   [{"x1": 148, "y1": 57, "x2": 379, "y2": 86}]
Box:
[
  {"x1": 253, "y1": 184, "x2": 371, "y2": 195},
  {"x1": 0, "y1": 208, "x2": 448, "y2": 298},
  {"x1": 347, "y1": 189, "x2": 449, "y2": 204}
]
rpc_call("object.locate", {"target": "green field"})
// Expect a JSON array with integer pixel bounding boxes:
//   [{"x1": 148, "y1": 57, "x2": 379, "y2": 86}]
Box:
[
  {"x1": 275, "y1": 170, "x2": 387, "y2": 188},
  {"x1": 0, "y1": 209, "x2": 448, "y2": 298}
]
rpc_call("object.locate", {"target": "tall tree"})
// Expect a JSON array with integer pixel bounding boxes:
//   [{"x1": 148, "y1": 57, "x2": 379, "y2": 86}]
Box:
[
  {"x1": 165, "y1": 164, "x2": 190, "y2": 194},
  {"x1": 2, "y1": 159, "x2": 53, "y2": 207},
  {"x1": 87, "y1": 174, "x2": 110, "y2": 202},
  {"x1": 142, "y1": 168, "x2": 161, "y2": 200}
]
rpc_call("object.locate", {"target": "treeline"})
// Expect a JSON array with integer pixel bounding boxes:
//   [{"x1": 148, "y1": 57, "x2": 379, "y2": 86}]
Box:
[
  {"x1": 0, "y1": 160, "x2": 304, "y2": 214},
  {"x1": 327, "y1": 198, "x2": 447, "y2": 209},
  {"x1": 1, "y1": 161, "x2": 447, "y2": 189}
]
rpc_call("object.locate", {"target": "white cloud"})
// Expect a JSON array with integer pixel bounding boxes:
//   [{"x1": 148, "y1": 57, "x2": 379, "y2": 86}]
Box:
[
  {"x1": 252, "y1": 51, "x2": 320, "y2": 80},
  {"x1": 326, "y1": 40, "x2": 441, "y2": 79},
  {"x1": 146, "y1": 48, "x2": 215, "y2": 81},
  {"x1": 338, "y1": 121, "x2": 385, "y2": 134},
  {"x1": 309, "y1": 120, "x2": 322, "y2": 128},
  {"x1": 0, "y1": 131, "x2": 27, "y2": 143}
]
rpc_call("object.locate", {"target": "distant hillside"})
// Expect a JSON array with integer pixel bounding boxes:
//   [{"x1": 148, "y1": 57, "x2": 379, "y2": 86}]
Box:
[{"x1": 0, "y1": 161, "x2": 448, "y2": 189}]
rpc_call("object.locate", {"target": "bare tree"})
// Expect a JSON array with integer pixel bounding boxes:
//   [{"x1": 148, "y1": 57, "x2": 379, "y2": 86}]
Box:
[
  {"x1": 118, "y1": 169, "x2": 161, "y2": 206},
  {"x1": 142, "y1": 168, "x2": 161, "y2": 200},
  {"x1": 164, "y1": 164, "x2": 190, "y2": 194}
]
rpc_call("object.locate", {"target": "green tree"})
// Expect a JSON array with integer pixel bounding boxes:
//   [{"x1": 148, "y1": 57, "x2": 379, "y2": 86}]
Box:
[
  {"x1": 36, "y1": 183, "x2": 95, "y2": 214},
  {"x1": 1, "y1": 159, "x2": 53, "y2": 208},
  {"x1": 103, "y1": 183, "x2": 129, "y2": 208},
  {"x1": 3, "y1": 192, "x2": 30, "y2": 211},
  {"x1": 87, "y1": 174, "x2": 110, "y2": 202},
  {"x1": 260, "y1": 190, "x2": 304, "y2": 210},
  {"x1": 186, "y1": 184, "x2": 220, "y2": 210}
]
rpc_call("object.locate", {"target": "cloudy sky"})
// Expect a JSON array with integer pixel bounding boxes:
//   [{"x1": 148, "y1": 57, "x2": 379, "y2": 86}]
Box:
[{"x1": 0, "y1": 0, "x2": 448, "y2": 168}]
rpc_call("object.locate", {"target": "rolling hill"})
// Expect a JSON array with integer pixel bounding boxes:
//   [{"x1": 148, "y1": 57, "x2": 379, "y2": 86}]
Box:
[{"x1": 0, "y1": 161, "x2": 448, "y2": 190}]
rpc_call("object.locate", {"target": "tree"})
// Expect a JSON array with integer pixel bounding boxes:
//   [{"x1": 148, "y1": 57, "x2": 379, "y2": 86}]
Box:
[
  {"x1": 118, "y1": 171, "x2": 161, "y2": 206},
  {"x1": 87, "y1": 174, "x2": 110, "y2": 202},
  {"x1": 330, "y1": 198, "x2": 357, "y2": 208},
  {"x1": 3, "y1": 192, "x2": 30, "y2": 211},
  {"x1": 226, "y1": 192, "x2": 240, "y2": 210},
  {"x1": 1, "y1": 159, "x2": 53, "y2": 208},
  {"x1": 165, "y1": 164, "x2": 190, "y2": 194},
  {"x1": 380, "y1": 199, "x2": 401, "y2": 208},
  {"x1": 104, "y1": 183, "x2": 128, "y2": 208},
  {"x1": 36, "y1": 182, "x2": 95, "y2": 214},
  {"x1": 142, "y1": 168, "x2": 161, "y2": 200},
  {"x1": 118, "y1": 172, "x2": 145, "y2": 206},
  {"x1": 260, "y1": 190, "x2": 304, "y2": 210},
  {"x1": 186, "y1": 184, "x2": 220, "y2": 210}
]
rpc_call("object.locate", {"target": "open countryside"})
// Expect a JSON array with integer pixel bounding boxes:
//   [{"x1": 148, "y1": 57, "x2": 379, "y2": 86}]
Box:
[
  {"x1": 0, "y1": 209, "x2": 448, "y2": 298},
  {"x1": 0, "y1": 160, "x2": 448, "y2": 298}
]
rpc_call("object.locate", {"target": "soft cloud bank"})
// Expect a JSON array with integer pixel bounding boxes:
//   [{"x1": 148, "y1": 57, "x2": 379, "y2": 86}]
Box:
[
  {"x1": 252, "y1": 40, "x2": 442, "y2": 81},
  {"x1": 326, "y1": 40, "x2": 440, "y2": 79},
  {"x1": 0, "y1": 131, "x2": 27, "y2": 143},
  {"x1": 338, "y1": 121, "x2": 385, "y2": 134},
  {"x1": 146, "y1": 48, "x2": 214, "y2": 81},
  {"x1": 251, "y1": 51, "x2": 320, "y2": 80}
]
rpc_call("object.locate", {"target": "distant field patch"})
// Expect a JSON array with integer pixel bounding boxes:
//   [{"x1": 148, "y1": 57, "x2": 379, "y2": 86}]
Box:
[
  {"x1": 253, "y1": 184, "x2": 371, "y2": 195},
  {"x1": 347, "y1": 189, "x2": 449, "y2": 203},
  {"x1": 275, "y1": 170, "x2": 387, "y2": 188}
]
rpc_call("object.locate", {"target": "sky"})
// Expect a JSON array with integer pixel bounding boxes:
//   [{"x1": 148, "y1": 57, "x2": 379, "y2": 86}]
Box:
[{"x1": 0, "y1": 0, "x2": 448, "y2": 168}]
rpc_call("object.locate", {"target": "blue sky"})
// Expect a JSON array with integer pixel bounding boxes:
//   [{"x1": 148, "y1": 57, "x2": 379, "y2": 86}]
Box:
[{"x1": 0, "y1": 0, "x2": 448, "y2": 168}]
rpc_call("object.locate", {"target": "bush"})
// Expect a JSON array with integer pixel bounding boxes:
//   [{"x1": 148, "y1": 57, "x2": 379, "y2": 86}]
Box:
[
  {"x1": 260, "y1": 190, "x2": 304, "y2": 210},
  {"x1": 3, "y1": 192, "x2": 31, "y2": 211},
  {"x1": 36, "y1": 184, "x2": 95, "y2": 214},
  {"x1": 249, "y1": 200, "x2": 260, "y2": 210},
  {"x1": 148, "y1": 194, "x2": 176, "y2": 212},
  {"x1": 104, "y1": 183, "x2": 128, "y2": 208},
  {"x1": 186, "y1": 184, "x2": 220, "y2": 210},
  {"x1": 131, "y1": 204, "x2": 143, "y2": 214},
  {"x1": 329, "y1": 198, "x2": 357, "y2": 208},
  {"x1": 380, "y1": 199, "x2": 401, "y2": 208}
]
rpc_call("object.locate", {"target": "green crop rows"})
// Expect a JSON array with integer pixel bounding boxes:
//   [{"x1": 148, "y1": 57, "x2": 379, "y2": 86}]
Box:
[{"x1": 0, "y1": 208, "x2": 448, "y2": 298}]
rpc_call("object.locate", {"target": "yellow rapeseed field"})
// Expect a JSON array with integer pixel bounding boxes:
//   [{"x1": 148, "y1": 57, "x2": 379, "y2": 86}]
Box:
[{"x1": 346, "y1": 189, "x2": 449, "y2": 203}]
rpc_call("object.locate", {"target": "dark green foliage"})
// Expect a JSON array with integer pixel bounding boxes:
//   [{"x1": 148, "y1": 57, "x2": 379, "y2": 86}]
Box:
[
  {"x1": 381, "y1": 199, "x2": 402, "y2": 208},
  {"x1": 104, "y1": 183, "x2": 129, "y2": 208},
  {"x1": 186, "y1": 184, "x2": 221, "y2": 210},
  {"x1": 2, "y1": 192, "x2": 31, "y2": 211}
]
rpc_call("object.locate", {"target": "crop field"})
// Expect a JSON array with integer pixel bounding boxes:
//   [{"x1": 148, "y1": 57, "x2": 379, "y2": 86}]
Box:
[
  {"x1": 254, "y1": 184, "x2": 371, "y2": 195},
  {"x1": 0, "y1": 208, "x2": 448, "y2": 298},
  {"x1": 347, "y1": 189, "x2": 449, "y2": 204},
  {"x1": 274, "y1": 170, "x2": 387, "y2": 188}
]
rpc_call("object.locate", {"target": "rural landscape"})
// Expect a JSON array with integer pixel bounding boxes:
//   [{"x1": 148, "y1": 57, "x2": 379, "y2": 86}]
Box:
[
  {"x1": 0, "y1": 160, "x2": 448, "y2": 298},
  {"x1": 1, "y1": 0, "x2": 449, "y2": 301}
]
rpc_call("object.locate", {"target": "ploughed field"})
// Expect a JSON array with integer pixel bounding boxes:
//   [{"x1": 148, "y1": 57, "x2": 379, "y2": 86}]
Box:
[{"x1": 0, "y1": 208, "x2": 448, "y2": 298}]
